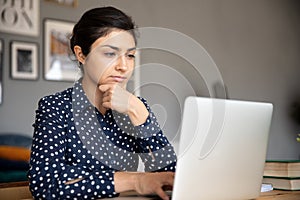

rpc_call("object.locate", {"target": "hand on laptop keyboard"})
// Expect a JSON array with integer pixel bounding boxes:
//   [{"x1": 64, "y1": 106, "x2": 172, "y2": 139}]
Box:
[{"x1": 134, "y1": 172, "x2": 174, "y2": 200}]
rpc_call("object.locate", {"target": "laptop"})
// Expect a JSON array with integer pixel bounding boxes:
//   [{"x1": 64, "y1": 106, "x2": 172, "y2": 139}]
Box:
[{"x1": 171, "y1": 96, "x2": 273, "y2": 200}]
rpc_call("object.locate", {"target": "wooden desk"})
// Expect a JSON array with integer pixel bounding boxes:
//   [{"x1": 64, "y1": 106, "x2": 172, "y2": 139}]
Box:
[
  {"x1": 0, "y1": 181, "x2": 32, "y2": 200},
  {"x1": 116, "y1": 190, "x2": 300, "y2": 200},
  {"x1": 256, "y1": 190, "x2": 300, "y2": 200},
  {"x1": 0, "y1": 182, "x2": 299, "y2": 200}
]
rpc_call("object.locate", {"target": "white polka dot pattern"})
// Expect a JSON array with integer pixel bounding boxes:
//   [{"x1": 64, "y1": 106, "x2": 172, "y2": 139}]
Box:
[{"x1": 28, "y1": 80, "x2": 177, "y2": 199}]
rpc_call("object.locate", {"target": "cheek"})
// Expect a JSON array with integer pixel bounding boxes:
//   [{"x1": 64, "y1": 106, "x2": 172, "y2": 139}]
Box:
[
  {"x1": 127, "y1": 66, "x2": 134, "y2": 77},
  {"x1": 84, "y1": 53, "x2": 116, "y2": 81},
  {"x1": 98, "y1": 66, "x2": 113, "y2": 83}
]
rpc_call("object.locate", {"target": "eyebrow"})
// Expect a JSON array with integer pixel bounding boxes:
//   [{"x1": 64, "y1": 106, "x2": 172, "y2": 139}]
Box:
[{"x1": 101, "y1": 45, "x2": 136, "y2": 52}]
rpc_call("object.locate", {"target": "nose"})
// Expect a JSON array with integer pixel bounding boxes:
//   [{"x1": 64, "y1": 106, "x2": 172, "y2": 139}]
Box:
[{"x1": 115, "y1": 55, "x2": 128, "y2": 72}]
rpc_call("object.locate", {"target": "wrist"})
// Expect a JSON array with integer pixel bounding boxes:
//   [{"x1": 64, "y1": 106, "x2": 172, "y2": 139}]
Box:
[
  {"x1": 127, "y1": 96, "x2": 149, "y2": 126},
  {"x1": 114, "y1": 172, "x2": 143, "y2": 193}
]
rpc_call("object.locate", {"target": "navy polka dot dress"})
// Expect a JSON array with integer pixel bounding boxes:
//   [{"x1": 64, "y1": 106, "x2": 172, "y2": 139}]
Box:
[{"x1": 28, "y1": 80, "x2": 177, "y2": 199}]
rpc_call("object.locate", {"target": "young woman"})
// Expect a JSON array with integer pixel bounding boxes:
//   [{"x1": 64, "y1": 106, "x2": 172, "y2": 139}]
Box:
[{"x1": 28, "y1": 6, "x2": 177, "y2": 200}]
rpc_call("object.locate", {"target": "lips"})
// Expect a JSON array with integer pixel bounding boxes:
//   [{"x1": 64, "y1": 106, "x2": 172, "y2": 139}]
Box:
[{"x1": 110, "y1": 76, "x2": 127, "y2": 82}]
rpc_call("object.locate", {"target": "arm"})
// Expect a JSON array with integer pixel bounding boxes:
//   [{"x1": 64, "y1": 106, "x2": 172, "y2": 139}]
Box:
[
  {"x1": 99, "y1": 84, "x2": 177, "y2": 196},
  {"x1": 99, "y1": 84, "x2": 177, "y2": 170},
  {"x1": 127, "y1": 93, "x2": 149, "y2": 126},
  {"x1": 28, "y1": 95, "x2": 118, "y2": 199},
  {"x1": 133, "y1": 98, "x2": 177, "y2": 172},
  {"x1": 103, "y1": 93, "x2": 177, "y2": 172}
]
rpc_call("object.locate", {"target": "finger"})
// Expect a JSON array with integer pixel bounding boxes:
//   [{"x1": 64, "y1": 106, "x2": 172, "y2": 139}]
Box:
[
  {"x1": 99, "y1": 84, "x2": 111, "y2": 92},
  {"x1": 102, "y1": 90, "x2": 115, "y2": 103},
  {"x1": 164, "y1": 172, "x2": 175, "y2": 178},
  {"x1": 102, "y1": 101, "x2": 112, "y2": 109},
  {"x1": 161, "y1": 172, "x2": 175, "y2": 186},
  {"x1": 102, "y1": 95, "x2": 112, "y2": 103},
  {"x1": 155, "y1": 187, "x2": 169, "y2": 200},
  {"x1": 162, "y1": 185, "x2": 173, "y2": 191},
  {"x1": 167, "y1": 175, "x2": 175, "y2": 186}
]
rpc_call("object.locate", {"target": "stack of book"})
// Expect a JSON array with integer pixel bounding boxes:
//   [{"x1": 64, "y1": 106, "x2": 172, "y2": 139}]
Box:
[{"x1": 262, "y1": 160, "x2": 300, "y2": 190}]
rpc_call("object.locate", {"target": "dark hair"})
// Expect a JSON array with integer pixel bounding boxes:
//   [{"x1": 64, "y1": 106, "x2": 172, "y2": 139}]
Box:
[{"x1": 70, "y1": 6, "x2": 137, "y2": 57}]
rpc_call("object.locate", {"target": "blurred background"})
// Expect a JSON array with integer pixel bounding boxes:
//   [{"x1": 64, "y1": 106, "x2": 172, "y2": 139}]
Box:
[{"x1": 0, "y1": 0, "x2": 299, "y2": 160}]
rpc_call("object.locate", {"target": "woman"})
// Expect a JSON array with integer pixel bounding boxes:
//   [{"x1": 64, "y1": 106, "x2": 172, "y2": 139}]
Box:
[{"x1": 28, "y1": 6, "x2": 177, "y2": 200}]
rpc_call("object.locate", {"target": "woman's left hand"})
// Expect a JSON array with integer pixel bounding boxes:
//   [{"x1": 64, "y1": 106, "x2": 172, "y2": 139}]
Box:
[{"x1": 99, "y1": 84, "x2": 149, "y2": 126}]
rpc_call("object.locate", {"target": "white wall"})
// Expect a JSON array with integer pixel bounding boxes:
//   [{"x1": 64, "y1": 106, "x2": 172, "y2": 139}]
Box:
[{"x1": 0, "y1": 0, "x2": 299, "y2": 159}]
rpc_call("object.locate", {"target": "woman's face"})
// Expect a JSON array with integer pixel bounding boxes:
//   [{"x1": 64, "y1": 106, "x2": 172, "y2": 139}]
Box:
[{"x1": 82, "y1": 29, "x2": 136, "y2": 88}]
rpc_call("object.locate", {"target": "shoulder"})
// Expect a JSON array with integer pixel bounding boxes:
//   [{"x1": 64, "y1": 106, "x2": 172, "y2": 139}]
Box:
[
  {"x1": 38, "y1": 87, "x2": 73, "y2": 108},
  {"x1": 35, "y1": 87, "x2": 74, "y2": 123}
]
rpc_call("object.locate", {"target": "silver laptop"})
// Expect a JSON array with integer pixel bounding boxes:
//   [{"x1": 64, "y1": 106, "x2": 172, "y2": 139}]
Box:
[{"x1": 172, "y1": 96, "x2": 273, "y2": 200}]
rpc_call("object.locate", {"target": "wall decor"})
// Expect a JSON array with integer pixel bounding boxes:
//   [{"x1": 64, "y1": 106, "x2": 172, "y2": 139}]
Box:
[
  {"x1": 0, "y1": 0, "x2": 39, "y2": 36},
  {"x1": 10, "y1": 41, "x2": 38, "y2": 80},
  {"x1": 44, "y1": 19, "x2": 79, "y2": 82},
  {"x1": 44, "y1": 0, "x2": 78, "y2": 7},
  {"x1": 0, "y1": 39, "x2": 3, "y2": 104}
]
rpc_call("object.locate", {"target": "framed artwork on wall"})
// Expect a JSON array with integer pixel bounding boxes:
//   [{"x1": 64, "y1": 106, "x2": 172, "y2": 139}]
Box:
[
  {"x1": 44, "y1": 19, "x2": 79, "y2": 82},
  {"x1": 0, "y1": 39, "x2": 3, "y2": 104},
  {"x1": 44, "y1": 0, "x2": 78, "y2": 7},
  {"x1": 0, "y1": 0, "x2": 39, "y2": 36},
  {"x1": 10, "y1": 41, "x2": 38, "y2": 80}
]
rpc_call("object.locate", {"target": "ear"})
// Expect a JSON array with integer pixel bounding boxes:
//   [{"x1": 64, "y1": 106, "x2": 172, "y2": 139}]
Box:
[{"x1": 74, "y1": 45, "x2": 86, "y2": 64}]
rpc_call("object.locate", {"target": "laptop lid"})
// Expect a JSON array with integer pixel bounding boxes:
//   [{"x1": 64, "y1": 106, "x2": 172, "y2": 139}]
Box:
[{"x1": 172, "y1": 97, "x2": 273, "y2": 200}]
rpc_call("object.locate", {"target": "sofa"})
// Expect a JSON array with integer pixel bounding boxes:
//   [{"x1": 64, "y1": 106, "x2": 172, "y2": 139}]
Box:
[{"x1": 0, "y1": 133, "x2": 32, "y2": 183}]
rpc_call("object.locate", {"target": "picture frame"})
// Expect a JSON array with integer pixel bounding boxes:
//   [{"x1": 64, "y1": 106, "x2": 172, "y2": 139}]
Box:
[
  {"x1": 44, "y1": 0, "x2": 78, "y2": 7},
  {"x1": 0, "y1": 0, "x2": 39, "y2": 36},
  {"x1": 10, "y1": 41, "x2": 38, "y2": 80},
  {"x1": 0, "y1": 39, "x2": 3, "y2": 104},
  {"x1": 44, "y1": 19, "x2": 79, "y2": 82}
]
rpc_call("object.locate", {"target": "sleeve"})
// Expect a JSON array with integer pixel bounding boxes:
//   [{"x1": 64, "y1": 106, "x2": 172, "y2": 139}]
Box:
[
  {"x1": 27, "y1": 96, "x2": 118, "y2": 200},
  {"x1": 134, "y1": 98, "x2": 177, "y2": 172}
]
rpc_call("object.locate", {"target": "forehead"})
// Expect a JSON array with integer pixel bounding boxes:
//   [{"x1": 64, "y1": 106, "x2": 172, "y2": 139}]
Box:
[{"x1": 91, "y1": 30, "x2": 136, "y2": 50}]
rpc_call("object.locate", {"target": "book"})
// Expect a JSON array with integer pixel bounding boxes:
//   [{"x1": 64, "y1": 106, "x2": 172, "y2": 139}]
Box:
[
  {"x1": 263, "y1": 160, "x2": 300, "y2": 178},
  {"x1": 262, "y1": 176, "x2": 300, "y2": 190}
]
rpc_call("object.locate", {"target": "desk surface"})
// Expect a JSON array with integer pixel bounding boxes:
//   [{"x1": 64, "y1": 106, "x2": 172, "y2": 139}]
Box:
[
  {"x1": 256, "y1": 190, "x2": 300, "y2": 200},
  {"x1": 0, "y1": 182, "x2": 299, "y2": 200},
  {"x1": 114, "y1": 190, "x2": 300, "y2": 200}
]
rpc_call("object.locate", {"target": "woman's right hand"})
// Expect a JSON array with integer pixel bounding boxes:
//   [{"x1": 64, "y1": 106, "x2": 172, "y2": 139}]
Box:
[
  {"x1": 114, "y1": 171, "x2": 175, "y2": 200},
  {"x1": 134, "y1": 172, "x2": 174, "y2": 200}
]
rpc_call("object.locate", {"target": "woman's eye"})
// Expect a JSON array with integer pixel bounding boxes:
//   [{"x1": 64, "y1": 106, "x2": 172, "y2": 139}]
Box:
[
  {"x1": 127, "y1": 54, "x2": 135, "y2": 59},
  {"x1": 104, "y1": 52, "x2": 116, "y2": 57}
]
